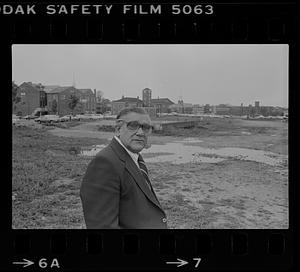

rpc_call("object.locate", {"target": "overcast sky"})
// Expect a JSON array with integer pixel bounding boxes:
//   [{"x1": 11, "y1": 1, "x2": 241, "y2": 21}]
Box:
[{"x1": 12, "y1": 44, "x2": 288, "y2": 107}]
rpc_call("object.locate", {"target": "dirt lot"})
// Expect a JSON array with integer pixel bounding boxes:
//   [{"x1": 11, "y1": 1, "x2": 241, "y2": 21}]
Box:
[{"x1": 12, "y1": 117, "x2": 288, "y2": 229}]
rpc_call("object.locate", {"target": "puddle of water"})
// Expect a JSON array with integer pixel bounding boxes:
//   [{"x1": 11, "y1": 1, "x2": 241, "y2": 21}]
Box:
[
  {"x1": 80, "y1": 145, "x2": 106, "y2": 156},
  {"x1": 80, "y1": 142, "x2": 286, "y2": 166},
  {"x1": 174, "y1": 137, "x2": 203, "y2": 143},
  {"x1": 142, "y1": 143, "x2": 286, "y2": 166}
]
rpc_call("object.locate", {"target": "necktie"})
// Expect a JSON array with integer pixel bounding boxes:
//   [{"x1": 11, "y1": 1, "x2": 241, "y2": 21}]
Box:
[
  {"x1": 138, "y1": 154, "x2": 161, "y2": 205},
  {"x1": 138, "y1": 154, "x2": 152, "y2": 190}
]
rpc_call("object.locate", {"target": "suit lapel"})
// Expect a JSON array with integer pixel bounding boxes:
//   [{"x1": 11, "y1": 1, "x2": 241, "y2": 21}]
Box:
[{"x1": 110, "y1": 138, "x2": 165, "y2": 213}]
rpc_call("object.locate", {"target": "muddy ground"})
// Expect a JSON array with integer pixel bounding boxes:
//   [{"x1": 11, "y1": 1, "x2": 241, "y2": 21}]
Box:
[{"x1": 12, "y1": 117, "x2": 288, "y2": 229}]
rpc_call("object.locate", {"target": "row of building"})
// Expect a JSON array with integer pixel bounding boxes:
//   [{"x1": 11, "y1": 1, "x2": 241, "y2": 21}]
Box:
[
  {"x1": 110, "y1": 88, "x2": 287, "y2": 117},
  {"x1": 12, "y1": 82, "x2": 287, "y2": 117},
  {"x1": 13, "y1": 82, "x2": 96, "y2": 116},
  {"x1": 12, "y1": 83, "x2": 186, "y2": 117}
]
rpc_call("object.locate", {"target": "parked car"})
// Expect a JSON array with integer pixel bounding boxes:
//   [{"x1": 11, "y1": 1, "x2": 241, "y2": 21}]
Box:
[
  {"x1": 75, "y1": 114, "x2": 90, "y2": 120},
  {"x1": 71, "y1": 115, "x2": 81, "y2": 121},
  {"x1": 76, "y1": 114, "x2": 102, "y2": 120},
  {"x1": 103, "y1": 114, "x2": 117, "y2": 119},
  {"x1": 35, "y1": 115, "x2": 60, "y2": 124},
  {"x1": 59, "y1": 115, "x2": 72, "y2": 122},
  {"x1": 23, "y1": 115, "x2": 38, "y2": 120},
  {"x1": 88, "y1": 114, "x2": 103, "y2": 120},
  {"x1": 59, "y1": 115, "x2": 81, "y2": 122}
]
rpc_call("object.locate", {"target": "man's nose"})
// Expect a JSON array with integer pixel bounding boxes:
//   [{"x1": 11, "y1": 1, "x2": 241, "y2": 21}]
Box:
[{"x1": 136, "y1": 127, "x2": 145, "y2": 134}]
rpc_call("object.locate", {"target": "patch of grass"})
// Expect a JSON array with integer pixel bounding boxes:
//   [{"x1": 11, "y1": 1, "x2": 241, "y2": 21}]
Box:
[
  {"x1": 53, "y1": 120, "x2": 94, "y2": 129},
  {"x1": 12, "y1": 126, "x2": 106, "y2": 228},
  {"x1": 161, "y1": 194, "x2": 208, "y2": 229},
  {"x1": 96, "y1": 125, "x2": 115, "y2": 132}
]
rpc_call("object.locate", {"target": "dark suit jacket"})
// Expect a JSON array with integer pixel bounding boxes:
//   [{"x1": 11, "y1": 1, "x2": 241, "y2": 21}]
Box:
[{"x1": 80, "y1": 137, "x2": 167, "y2": 229}]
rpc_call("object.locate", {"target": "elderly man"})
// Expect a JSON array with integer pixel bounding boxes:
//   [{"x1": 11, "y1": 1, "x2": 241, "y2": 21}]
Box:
[{"x1": 80, "y1": 107, "x2": 167, "y2": 229}]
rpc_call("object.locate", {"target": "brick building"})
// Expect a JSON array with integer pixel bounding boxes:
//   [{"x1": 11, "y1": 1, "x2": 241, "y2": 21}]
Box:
[
  {"x1": 151, "y1": 98, "x2": 174, "y2": 114},
  {"x1": 169, "y1": 100, "x2": 193, "y2": 114},
  {"x1": 215, "y1": 104, "x2": 231, "y2": 115},
  {"x1": 44, "y1": 86, "x2": 96, "y2": 115},
  {"x1": 78, "y1": 89, "x2": 96, "y2": 113},
  {"x1": 192, "y1": 104, "x2": 205, "y2": 115},
  {"x1": 96, "y1": 99, "x2": 112, "y2": 114},
  {"x1": 142, "y1": 88, "x2": 152, "y2": 107},
  {"x1": 45, "y1": 86, "x2": 82, "y2": 116},
  {"x1": 229, "y1": 106, "x2": 244, "y2": 116},
  {"x1": 13, "y1": 82, "x2": 46, "y2": 116},
  {"x1": 111, "y1": 96, "x2": 143, "y2": 115}
]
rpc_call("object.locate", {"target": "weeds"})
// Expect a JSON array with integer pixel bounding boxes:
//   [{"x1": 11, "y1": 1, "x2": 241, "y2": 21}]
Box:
[{"x1": 12, "y1": 126, "x2": 105, "y2": 228}]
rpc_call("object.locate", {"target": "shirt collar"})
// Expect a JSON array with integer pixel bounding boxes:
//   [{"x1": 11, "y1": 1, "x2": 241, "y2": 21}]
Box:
[{"x1": 114, "y1": 136, "x2": 139, "y2": 165}]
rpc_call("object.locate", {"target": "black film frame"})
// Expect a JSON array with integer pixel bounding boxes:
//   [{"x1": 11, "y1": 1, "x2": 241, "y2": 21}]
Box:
[{"x1": 1, "y1": 0, "x2": 296, "y2": 271}]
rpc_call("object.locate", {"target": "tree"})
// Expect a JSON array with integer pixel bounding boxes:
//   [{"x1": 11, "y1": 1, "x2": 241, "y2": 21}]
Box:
[
  {"x1": 12, "y1": 82, "x2": 21, "y2": 112},
  {"x1": 52, "y1": 99, "x2": 58, "y2": 114},
  {"x1": 96, "y1": 90, "x2": 104, "y2": 102},
  {"x1": 12, "y1": 82, "x2": 18, "y2": 103},
  {"x1": 68, "y1": 94, "x2": 80, "y2": 115}
]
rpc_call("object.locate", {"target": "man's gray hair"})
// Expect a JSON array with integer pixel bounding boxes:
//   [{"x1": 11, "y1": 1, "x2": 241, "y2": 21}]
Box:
[{"x1": 116, "y1": 107, "x2": 148, "y2": 120}]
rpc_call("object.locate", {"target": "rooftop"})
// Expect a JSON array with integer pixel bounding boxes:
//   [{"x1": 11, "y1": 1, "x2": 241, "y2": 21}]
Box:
[
  {"x1": 151, "y1": 98, "x2": 174, "y2": 104},
  {"x1": 78, "y1": 89, "x2": 94, "y2": 95},
  {"x1": 113, "y1": 97, "x2": 143, "y2": 103},
  {"x1": 43, "y1": 85, "x2": 61, "y2": 93},
  {"x1": 20, "y1": 82, "x2": 44, "y2": 91},
  {"x1": 48, "y1": 86, "x2": 74, "y2": 94}
]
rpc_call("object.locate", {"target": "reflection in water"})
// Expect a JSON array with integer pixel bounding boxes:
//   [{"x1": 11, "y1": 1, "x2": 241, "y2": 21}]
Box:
[
  {"x1": 80, "y1": 145, "x2": 106, "y2": 156},
  {"x1": 80, "y1": 142, "x2": 286, "y2": 166},
  {"x1": 142, "y1": 143, "x2": 286, "y2": 166}
]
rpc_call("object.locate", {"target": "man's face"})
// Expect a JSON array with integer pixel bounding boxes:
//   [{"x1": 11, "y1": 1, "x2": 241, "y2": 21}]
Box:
[{"x1": 117, "y1": 112, "x2": 152, "y2": 153}]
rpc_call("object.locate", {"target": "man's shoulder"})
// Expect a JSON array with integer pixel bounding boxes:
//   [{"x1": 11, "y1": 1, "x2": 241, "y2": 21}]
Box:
[
  {"x1": 93, "y1": 142, "x2": 115, "y2": 161},
  {"x1": 86, "y1": 144, "x2": 122, "y2": 173},
  {"x1": 95, "y1": 143, "x2": 112, "y2": 157},
  {"x1": 82, "y1": 142, "x2": 124, "y2": 185}
]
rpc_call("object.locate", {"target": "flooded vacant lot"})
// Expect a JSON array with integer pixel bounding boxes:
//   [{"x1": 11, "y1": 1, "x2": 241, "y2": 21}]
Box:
[
  {"x1": 25, "y1": 117, "x2": 287, "y2": 229},
  {"x1": 75, "y1": 119, "x2": 288, "y2": 229}
]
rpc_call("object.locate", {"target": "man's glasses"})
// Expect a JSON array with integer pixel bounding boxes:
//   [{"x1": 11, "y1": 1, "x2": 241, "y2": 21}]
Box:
[{"x1": 118, "y1": 120, "x2": 153, "y2": 133}]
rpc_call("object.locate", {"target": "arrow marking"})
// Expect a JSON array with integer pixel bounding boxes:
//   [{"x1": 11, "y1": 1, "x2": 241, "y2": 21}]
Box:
[
  {"x1": 13, "y1": 259, "x2": 34, "y2": 268},
  {"x1": 166, "y1": 258, "x2": 188, "y2": 267}
]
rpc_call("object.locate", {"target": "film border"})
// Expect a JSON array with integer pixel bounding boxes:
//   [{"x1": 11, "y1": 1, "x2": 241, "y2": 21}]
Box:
[{"x1": 2, "y1": 1, "x2": 296, "y2": 271}]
